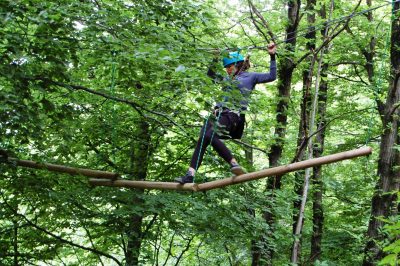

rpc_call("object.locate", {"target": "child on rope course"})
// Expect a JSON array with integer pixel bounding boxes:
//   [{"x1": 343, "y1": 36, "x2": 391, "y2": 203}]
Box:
[{"x1": 175, "y1": 43, "x2": 277, "y2": 184}]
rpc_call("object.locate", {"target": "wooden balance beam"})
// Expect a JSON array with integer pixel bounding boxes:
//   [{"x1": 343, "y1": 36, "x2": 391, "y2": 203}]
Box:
[
  {"x1": 88, "y1": 146, "x2": 372, "y2": 191},
  {"x1": 6, "y1": 157, "x2": 119, "y2": 180}
]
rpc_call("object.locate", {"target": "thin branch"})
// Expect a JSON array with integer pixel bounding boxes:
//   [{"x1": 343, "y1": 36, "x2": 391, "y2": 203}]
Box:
[
  {"x1": 296, "y1": 0, "x2": 363, "y2": 66},
  {"x1": 248, "y1": 7, "x2": 270, "y2": 42},
  {"x1": 87, "y1": 139, "x2": 119, "y2": 169},
  {"x1": 154, "y1": 221, "x2": 163, "y2": 265},
  {"x1": 49, "y1": 80, "x2": 143, "y2": 115},
  {"x1": 238, "y1": 22, "x2": 258, "y2": 48},
  {"x1": 247, "y1": 0, "x2": 276, "y2": 42},
  {"x1": 352, "y1": 64, "x2": 370, "y2": 86},
  {"x1": 1, "y1": 194, "x2": 122, "y2": 265},
  {"x1": 83, "y1": 226, "x2": 105, "y2": 266},
  {"x1": 328, "y1": 72, "x2": 369, "y2": 86},
  {"x1": 120, "y1": 232, "x2": 127, "y2": 259},
  {"x1": 174, "y1": 236, "x2": 194, "y2": 266},
  {"x1": 33, "y1": 77, "x2": 190, "y2": 136},
  {"x1": 56, "y1": 251, "x2": 68, "y2": 266},
  {"x1": 329, "y1": 61, "x2": 363, "y2": 67},
  {"x1": 162, "y1": 232, "x2": 176, "y2": 266},
  {"x1": 140, "y1": 214, "x2": 158, "y2": 240},
  {"x1": 232, "y1": 139, "x2": 267, "y2": 153},
  {"x1": 291, "y1": 107, "x2": 375, "y2": 163},
  {"x1": 291, "y1": 50, "x2": 319, "y2": 163}
]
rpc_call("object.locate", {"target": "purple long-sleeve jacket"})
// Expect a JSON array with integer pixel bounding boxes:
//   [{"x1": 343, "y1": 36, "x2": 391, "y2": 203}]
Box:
[{"x1": 208, "y1": 57, "x2": 277, "y2": 112}]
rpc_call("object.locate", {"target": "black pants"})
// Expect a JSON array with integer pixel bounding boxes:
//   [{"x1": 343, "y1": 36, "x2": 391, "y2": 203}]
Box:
[{"x1": 190, "y1": 111, "x2": 245, "y2": 170}]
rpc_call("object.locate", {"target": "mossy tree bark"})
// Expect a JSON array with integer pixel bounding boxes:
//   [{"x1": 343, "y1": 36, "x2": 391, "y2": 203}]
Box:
[{"x1": 363, "y1": 2, "x2": 400, "y2": 264}]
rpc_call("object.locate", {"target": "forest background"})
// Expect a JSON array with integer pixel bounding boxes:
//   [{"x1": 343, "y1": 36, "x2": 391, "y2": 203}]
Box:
[{"x1": 1, "y1": 0, "x2": 400, "y2": 265}]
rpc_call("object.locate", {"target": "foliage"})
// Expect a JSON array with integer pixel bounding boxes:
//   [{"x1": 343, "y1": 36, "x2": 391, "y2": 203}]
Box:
[
  {"x1": 379, "y1": 213, "x2": 400, "y2": 266},
  {"x1": 0, "y1": 0, "x2": 395, "y2": 265}
]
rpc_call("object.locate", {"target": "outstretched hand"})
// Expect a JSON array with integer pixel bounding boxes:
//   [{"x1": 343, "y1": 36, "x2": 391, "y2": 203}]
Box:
[{"x1": 267, "y1": 43, "x2": 276, "y2": 55}]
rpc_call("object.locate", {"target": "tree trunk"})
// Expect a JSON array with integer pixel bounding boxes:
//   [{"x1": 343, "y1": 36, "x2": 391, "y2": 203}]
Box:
[
  {"x1": 310, "y1": 61, "x2": 328, "y2": 263},
  {"x1": 363, "y1": 2, "x2": 400, "y2": 264},
  {"x1": 245, "y1": 145, "x2": 261, "y2": 266},
  {"x1": 125, "y1": 119, "x2": 151, "y2": 266},
  {"x1": 13, "y1": 220, "x2": 18, "y2": 266},
  {"x1": 310, "y1": 2, "x2": 331, "y2": 262},
  {"x1": 261, "y1": 0, "x2": 301, "y2": 264},
  {"x1": 362, "y1": 0, "x2": 376, "y2": 84},
  {"x1": 291, "y1": 0, "x2": 316, "y2": 263},
  {"x1": 363, "y1": 96, "x2": 400, "y2": 265}
]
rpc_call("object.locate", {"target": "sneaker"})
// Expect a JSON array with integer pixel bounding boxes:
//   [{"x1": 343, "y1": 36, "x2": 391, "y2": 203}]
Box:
[
  {"x1": 231, "y1": 163, "x2": 246, "y2": 176},
  {"x1": 175, "y1": 172, "x2": 194, "y2": 184}
]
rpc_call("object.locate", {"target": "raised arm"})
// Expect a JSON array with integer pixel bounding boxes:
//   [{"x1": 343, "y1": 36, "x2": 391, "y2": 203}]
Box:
[{"x1": 254, "y1": 43, "x2": 277, "y2": 84}]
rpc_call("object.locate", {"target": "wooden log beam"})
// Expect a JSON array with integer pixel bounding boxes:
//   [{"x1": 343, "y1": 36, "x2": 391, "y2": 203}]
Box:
[
  {"x1": 197, "y1": 146, "x2": 372, "y2": 191},
  {"x1": 89, "y1": 147, "x2": 372, "y2": 191},
  {"x1": 88, "y1": 179, "x2": 199, "y2": 191},
  {"x1": 8, "y1": 158, "x2": 119, "y2": 180}
]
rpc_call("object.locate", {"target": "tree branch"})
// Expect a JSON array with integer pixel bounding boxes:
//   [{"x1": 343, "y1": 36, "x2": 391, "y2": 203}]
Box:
[
  {"x1": 232, "y1": 139, "x2": 267, "y2": 153},
  {"x1": 296, "y1": 0, "x2": 363, "y2": 66},
  {"x1": 163, "y1": 232, "x2": 176, "y2": 266},
  {"x1": 328, "y1": 71, "x2": 369, "y2": 86},
  {"x1": 1, "y1": 193, "x2": 122, "y2": 265},
  {"x1": 329, "y1": 61, "x2": 363, "y2": 67},
  {"x1": 248, "y1": 6, "x2": 270, "y2": 42},
  {"x1": 247, "y1": 0, "x2": 276, "y2": 42},
  {"x1": 140, "y1": 214, "x2": 158, "y2": 240},
  {"x1": 174, "y1": 236, "x2": 194, "y2": 266},
  {"x1": 291, "y1": 106, "x2": 375, "y2": 163},
  {"x1": 83, "y1": 226, "x2": 105, "y2": 266},
  {"x1": 33, "y1": 77, "x2": 190, "y2": 136}
]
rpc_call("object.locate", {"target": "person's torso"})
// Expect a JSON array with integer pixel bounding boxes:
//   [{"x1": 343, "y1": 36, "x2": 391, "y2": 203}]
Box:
[{"x1": 220, "y1": 72, "x2": 257, "y2": 111}]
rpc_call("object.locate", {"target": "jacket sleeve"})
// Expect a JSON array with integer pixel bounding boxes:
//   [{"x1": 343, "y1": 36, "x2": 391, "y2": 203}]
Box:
[{"x1": 253, "y1": 56, "x2": 277, "y2": 84}]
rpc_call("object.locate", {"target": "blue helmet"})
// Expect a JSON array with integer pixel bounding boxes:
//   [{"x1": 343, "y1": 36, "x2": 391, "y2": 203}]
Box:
[{"x1": 222, "y1": 51, "x2": 244, "y2": 67}]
